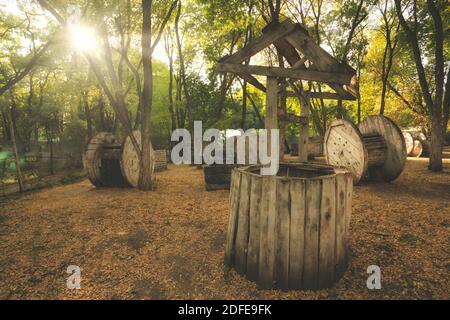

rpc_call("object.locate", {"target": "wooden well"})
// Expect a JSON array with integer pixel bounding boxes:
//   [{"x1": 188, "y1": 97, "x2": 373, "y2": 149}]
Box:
[{"x1": 225, "y1": 163, "x2": 353, "y2": 290}]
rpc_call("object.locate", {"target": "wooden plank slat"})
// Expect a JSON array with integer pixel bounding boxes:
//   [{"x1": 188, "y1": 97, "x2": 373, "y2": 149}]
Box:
[
  {"x1": 288, "y1": 179, "x2": 306, "y2": 289},
  {"x1": 234, "y1": 173, "x2": 251, "y2": 275},
  {"x1": 344, "y1": 172, "x2": 353, "y2": 267},
  {"x1": 274, "y1": 178, "x2": 290, "y2": 290},
  {"x1": 258, "y1": 177, "x2": 277, "y2": 289},
  {"x1": 318, "y1": 177, "x2": 336, "y2": 289},
  {"x1": 246, "y1": 175, "x2": 263, "y2": 281},
  {"x1": 303, "y1": 179, "x2": 321, "y2": 289},
  {"x1": 224, "y1": 170, "x2": 241, "y2": 265},
  {"x1": 334, "y1": 173, "x2": 347, "y2": 280}
]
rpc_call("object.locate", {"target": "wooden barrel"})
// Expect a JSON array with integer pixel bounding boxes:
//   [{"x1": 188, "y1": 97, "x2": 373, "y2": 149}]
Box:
[
  {"x1": 225, "y1": 163, "x2": 353, "y2": 290},
  {"x1": 203, "y1": 164, "x2": 237, "y2": 191}
]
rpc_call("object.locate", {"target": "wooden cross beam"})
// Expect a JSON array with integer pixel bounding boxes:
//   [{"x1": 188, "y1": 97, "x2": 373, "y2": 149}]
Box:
[
  {"x1": 216, "y1": 63, "x2": 353, "y2": 84},
  {"x1": 286, "y1": 91, "x2": 357, "y2": 101},
  {"x1": 277, "y1": 109, "x2": 308, "y2": 124}
]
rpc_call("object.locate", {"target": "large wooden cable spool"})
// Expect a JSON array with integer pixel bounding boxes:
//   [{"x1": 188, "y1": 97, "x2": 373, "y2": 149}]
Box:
[
  {"x1": 120, "y1": 130, "x2": 155, "y2": 188},
  {"x1": 324, "y1": 115, "x2": 406, "y2": 184},
  {"x1": 84, "y1": 132, "x2": 130, "y2": 187},
  {"x1": 84, "y1": 131, "x2": 155, "y2": 188}
]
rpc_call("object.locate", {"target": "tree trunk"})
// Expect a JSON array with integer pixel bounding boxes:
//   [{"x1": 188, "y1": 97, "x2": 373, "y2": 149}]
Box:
[
  {"x1": 83, "y1": 91, "x2": 93, "y2": 139},
  {"x1": 395, "y1": 0, "x2": 446, "y2": 172},
  {"x1": 241, "y1": 80, "x2": 247, "y2": 129},
  {"x1": 175, "y1": 1, "x2": 192, "y2": 132},
  {"x1": 429, "y1": 117, "x2": 443, "y2": 171},
  {"x1": 166, "y1": 32, "x2": 177, "y2": 133},
  {"x1": 6, "y1": 96, "x2": 24, "y2": 192},
  {"x1": 139, "y1": 0, "x2": 154, "y2": 191},
  {"x1": 98, "y1": 94, "x2": 106, "y2": 131},
  {"x1": 46, "y1": 126, "x2": 55, "y2": 175}
]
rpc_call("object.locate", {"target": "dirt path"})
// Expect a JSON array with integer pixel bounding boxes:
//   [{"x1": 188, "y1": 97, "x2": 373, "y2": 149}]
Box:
[{"x1": 0, "y1": 159, "x2": 449, "y2": 299}]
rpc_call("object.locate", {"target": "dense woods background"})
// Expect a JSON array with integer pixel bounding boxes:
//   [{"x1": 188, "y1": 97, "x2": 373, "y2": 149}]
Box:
[{"x1": 0, "y1": 0, "x2": 448, "y2": 189}]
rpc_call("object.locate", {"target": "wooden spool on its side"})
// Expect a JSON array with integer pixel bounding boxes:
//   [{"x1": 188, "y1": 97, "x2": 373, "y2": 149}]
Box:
[
  {"x1": 411, "y1": 132, "x2": 430, "y2": 157},
  {"x1": 324, "y1": 116, "x2": 406, "y2": 184},
  {"x1": 359, "y1": 116, "x2": 407, "y2": 182},
  {"x1": 225, "y1": 163, "x2": 353, "y2": 290},
  {"x1": 203, "y1": 164, "x2": 236, "y2": 191},
  {"x1": 121, "y1": 130, "x2": 155, "y2": 188},
  {"x1": 409, "y1": 140, "x2": 423, "y2": 157},
  {"x1": 402, "y1": 131, "x2": 414, "y2": 155},
  {"x1": 84, "y1": 132, "x2": 130, "y2": 187}
]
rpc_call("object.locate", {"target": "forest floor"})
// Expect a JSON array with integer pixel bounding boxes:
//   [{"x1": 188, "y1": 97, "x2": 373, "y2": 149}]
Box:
[{"x1": 0, "y1": 158, "x2": 449, "y2": 300}]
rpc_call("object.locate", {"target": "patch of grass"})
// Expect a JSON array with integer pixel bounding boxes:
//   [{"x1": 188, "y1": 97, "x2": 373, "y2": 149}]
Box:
[
  {"x1": 0, "y1": 214, "x2": 7, "y2": 223},
  {"x1": 399, "y1": 233, "x2": 420, "y2": 244}
]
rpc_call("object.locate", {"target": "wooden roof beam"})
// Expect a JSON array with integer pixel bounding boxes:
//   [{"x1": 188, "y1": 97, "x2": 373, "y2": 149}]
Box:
[
  {"x1": 237, "y1": 73, "x2": 266, "y2": 92},
  {"x1": 219, "y1": 20, "x2": 297, "y2": 64}
]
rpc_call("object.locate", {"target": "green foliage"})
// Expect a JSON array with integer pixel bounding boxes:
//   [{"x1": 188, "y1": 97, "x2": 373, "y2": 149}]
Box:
[{"x1": 0, "y1": 0, "x2": 447, "y2": 169}]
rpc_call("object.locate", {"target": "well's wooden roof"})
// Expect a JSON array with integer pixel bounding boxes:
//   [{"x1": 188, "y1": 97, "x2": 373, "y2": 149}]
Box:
[{"x1": 217, "y1": 19, "x2": 358, "y2": 100}]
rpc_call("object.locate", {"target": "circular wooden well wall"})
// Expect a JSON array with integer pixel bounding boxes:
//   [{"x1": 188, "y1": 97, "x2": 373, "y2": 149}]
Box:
[{"x1": 225, "y1": 163, "x2": 353, "y2": 290}]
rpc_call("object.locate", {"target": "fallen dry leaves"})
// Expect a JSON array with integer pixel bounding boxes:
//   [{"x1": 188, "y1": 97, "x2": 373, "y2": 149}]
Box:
[{"x1": 0, "y1": 159, "x2": 448, "y2": 300}]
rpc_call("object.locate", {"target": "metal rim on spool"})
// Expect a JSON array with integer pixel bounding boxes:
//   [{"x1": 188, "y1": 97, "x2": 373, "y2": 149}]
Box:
[
  {"x1": 324, "y1": 119, "x2": 368, "y2": 184},
  {"x1": 84, "y1": 132, "x2": 117, "y2": 187},
  {"x1": 358, "y1": 115, "x2": 406, "y2": 182}
]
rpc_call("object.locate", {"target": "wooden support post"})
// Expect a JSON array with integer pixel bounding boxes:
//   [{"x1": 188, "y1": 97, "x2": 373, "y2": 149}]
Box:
[
  {"x1": 298, "y1": 95, "x2": 310, "y2": 162},
  {"x1": 266, "y1": 77, "x2": 278, "y2": 159},
  {"x1": 279, "y1": 80, "x2": 287, "y2": 161}
]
